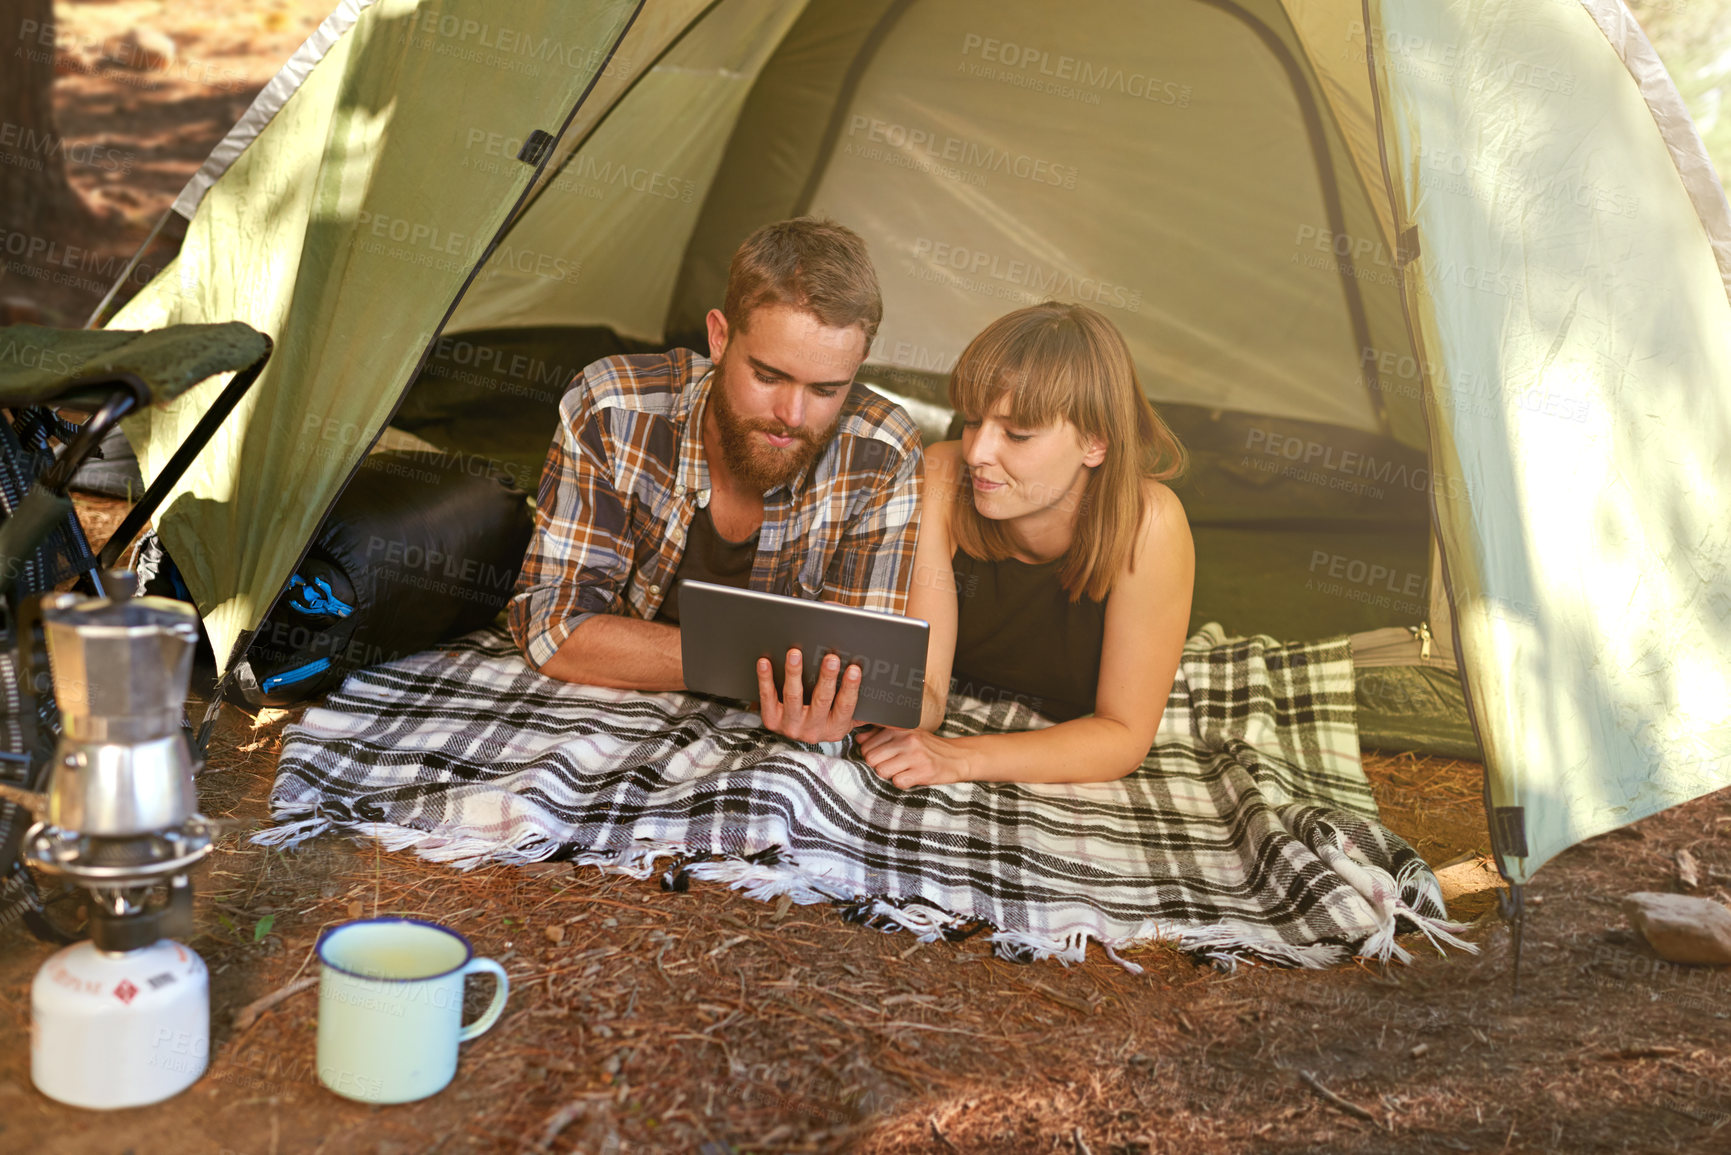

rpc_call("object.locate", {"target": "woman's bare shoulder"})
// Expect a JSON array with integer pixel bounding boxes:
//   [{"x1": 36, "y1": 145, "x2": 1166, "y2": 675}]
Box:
[
  {"x1": 1125, "y1": 477, "x2": 1193, "y2": 575},
  {"x1": 926, "y1": 439, "x2": 966, "y2": 478},
  {"x1": 1139, "y1": 477, "x2": 1190, "y2": 532},
  {"x1": 924, "y1": 440, "x2": 968, "y2": 512}
]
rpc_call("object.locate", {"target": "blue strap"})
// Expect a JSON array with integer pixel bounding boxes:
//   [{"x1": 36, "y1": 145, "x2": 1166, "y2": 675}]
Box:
[
  {"x1": 261, "y1": 657, "x2": 332, "y2": 695},
  {"x1": 287, "y1": 574, "x2": 353, "y2": 617}
]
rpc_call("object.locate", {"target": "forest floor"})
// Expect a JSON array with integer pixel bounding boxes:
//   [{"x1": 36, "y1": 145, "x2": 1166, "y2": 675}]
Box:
[
  {"x1": 3, "y1": 648, "x2": 1729, "y2": 1155},
  {"x1": 2, "y1": 3, "x2": 1729, "y2": 1153}
]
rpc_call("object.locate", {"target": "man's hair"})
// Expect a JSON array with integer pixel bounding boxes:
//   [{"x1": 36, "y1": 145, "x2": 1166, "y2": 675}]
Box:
[{"x1": 722, "y1": 217, "x2": 882, "y2": 346}]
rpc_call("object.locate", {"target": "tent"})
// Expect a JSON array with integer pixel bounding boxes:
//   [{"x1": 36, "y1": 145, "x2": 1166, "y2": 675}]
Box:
[{"x1": 96, "y1": 0, "x2": 1731, "y2": 893}]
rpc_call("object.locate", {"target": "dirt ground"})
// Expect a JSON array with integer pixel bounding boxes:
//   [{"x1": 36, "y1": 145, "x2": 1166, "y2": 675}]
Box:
[
  {"x1": 2, "y1": 613, "x2": 1729, "y2": 1155},
  {"x1": 3, "y1": 3, "x2": 1731, "y2": 1154},
  {"x1": 2, "y1": 0, "x2": 326, "y2": 325}
]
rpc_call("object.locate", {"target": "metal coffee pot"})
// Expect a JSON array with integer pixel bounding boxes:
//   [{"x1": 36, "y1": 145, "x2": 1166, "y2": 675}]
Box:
[
  {"x1": 38, "y1": 594, "x2": 202, "y2": 836},
  {"x1": 12, "y1": 592, "x2": 216, "y2": 1110}
]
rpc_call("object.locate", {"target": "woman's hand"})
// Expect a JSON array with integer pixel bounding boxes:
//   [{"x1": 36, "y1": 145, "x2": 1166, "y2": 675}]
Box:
[
  {"x1": 856, "y1": 725, "x2": 976, "y2": 788},
  {"x1": 756, "y1": 648, "x2": 861, "y2": 744}
]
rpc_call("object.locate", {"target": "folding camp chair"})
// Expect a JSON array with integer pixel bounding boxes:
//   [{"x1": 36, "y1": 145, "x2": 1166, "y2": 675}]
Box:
[{"x1": 0, "y1": 321, "x2": 270, "y2": 942}]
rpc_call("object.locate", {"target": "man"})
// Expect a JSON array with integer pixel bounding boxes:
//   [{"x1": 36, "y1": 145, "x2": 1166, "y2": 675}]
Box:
[{"x1": 508, "y1": 217, "x2": 923, "y2": 743}]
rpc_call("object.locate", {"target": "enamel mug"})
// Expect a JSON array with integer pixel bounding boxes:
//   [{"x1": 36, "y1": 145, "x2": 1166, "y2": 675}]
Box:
[{"x1": 315, "y1": 918, "x2": 509, "y2": 1104}]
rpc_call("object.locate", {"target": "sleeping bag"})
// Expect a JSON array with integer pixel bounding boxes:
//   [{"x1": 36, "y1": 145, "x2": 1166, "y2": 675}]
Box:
[{"x1": 231, "y1": 449, "x2": 532, "y2": 706}]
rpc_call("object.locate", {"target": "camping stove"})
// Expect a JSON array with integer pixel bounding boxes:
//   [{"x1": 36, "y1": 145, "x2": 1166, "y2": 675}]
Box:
[{"x1": 4, "y1": 593, "x2": 216, "y2": 1109}]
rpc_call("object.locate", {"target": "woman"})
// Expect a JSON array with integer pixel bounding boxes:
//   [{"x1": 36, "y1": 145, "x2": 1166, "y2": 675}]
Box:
[{"x1": 857, "y1": 302, "x2": 1193, "y2": 787}]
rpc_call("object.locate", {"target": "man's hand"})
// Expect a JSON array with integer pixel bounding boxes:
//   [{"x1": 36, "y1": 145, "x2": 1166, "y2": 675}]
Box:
[
  {"x1": 856, "y1": 725, "x2": 976, "y2": 788},
  {"x1": 756, "y1": 648, "x2": 862, "y2": 744}
]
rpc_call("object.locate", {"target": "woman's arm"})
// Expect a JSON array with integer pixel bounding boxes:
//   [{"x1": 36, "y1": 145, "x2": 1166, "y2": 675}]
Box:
[
  {"x1": 904, "y1": 441, "x2": 966, "y2": 732},
  {"x1": 859, "y1": 481, "x2": 1194, "y2": 787}
]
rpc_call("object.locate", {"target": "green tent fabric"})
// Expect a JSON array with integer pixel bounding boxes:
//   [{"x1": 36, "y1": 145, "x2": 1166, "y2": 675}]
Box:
[
  {"x1": 0, "y1": 323, "x2": 266, "y2": 408},
  {"x1": 101, "y1": 0, "x2": 1731, "y2": 888},
  {"x1": 107, "y1": 0, "x2": 642, "y2": 686},
  {"x1": 1355, "y1": 666, "x2": 1483, "y2": 763}
]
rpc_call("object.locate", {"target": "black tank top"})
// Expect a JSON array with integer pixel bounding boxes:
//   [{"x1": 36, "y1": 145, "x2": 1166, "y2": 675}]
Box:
[
  {"x1": 653, "y1": 505, "x2": 759, "y2": 625},
  {"x1": 950, "y1": 548, "x2": 1107, "y2": 723}
]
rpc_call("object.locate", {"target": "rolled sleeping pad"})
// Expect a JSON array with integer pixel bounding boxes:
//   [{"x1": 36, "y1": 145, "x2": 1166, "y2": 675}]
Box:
[{"x1": 232, "y1": 450, "x2": 533, "y2": 706}]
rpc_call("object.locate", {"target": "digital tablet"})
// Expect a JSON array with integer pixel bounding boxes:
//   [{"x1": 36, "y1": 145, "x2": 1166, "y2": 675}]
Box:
[{"x1": 678, "y1": 580, "x2": 928, "y2": 728}]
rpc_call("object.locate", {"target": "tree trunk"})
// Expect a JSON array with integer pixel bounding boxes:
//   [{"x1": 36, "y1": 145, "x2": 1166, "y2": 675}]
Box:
[{"x1": 0, "y1": 0, "x2": 91, "y2": 235}]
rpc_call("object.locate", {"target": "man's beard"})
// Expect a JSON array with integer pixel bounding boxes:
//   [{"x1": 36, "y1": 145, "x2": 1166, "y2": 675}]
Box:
[{"x1": 709, "y1": 361, "x2": 841, "y2": 492}]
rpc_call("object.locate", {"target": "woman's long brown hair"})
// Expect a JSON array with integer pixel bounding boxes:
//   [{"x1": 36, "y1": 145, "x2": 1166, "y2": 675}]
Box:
[{"x1": 948, "y1": 302, "x2": 1186, "y2": 602}]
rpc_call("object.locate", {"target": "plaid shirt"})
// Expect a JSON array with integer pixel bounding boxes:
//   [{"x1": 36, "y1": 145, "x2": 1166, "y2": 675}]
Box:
[{"x1": 509, "y1": 349, "x2": 924, "y2": 669}]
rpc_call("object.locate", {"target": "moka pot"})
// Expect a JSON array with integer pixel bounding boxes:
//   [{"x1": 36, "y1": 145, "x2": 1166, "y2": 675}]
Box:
[{"x1": 39, "y1": 595, "x2": 201, "y2": 836}]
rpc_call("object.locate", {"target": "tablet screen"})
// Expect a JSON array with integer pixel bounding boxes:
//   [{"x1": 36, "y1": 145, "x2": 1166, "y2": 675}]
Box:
[{"x1": 678, "y1": 581, "x2": 928, "y2": 728}]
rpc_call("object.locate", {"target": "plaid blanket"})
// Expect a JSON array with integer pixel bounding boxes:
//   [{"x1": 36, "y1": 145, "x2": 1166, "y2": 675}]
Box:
[{"x1": 257, "y1": 625, "x2": 1472, "y2": 969}]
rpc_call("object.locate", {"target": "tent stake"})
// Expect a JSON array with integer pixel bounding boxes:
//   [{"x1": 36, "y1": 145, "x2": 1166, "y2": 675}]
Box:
[{"x1": 1505, "y1": 883, "x2": 1526, "y2": 996}]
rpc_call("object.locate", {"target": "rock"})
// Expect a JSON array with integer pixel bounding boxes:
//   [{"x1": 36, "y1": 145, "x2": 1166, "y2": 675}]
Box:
[
  {"x1": 111, "y1": 28, "x2": 175, "y2": 72},
  {"x1": 1622, "y1": 891, "x2": 1731, "y2": 965},
  {"x1": 1433, "y1": 855, "x2": 1506, "y2": 904}
]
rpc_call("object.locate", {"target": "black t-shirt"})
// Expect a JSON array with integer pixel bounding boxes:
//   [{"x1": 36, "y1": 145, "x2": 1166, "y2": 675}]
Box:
[
  {"x1": 949, "y1": 548, "x2": 1107, "y2": 722},
  {"x1": 652, "y1": 505, "x2": 760, "y2": 625}
]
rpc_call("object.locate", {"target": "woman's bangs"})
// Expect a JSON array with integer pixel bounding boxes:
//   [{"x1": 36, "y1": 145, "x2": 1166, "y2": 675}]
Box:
[
  {"x1": 950, "y1": 326, "x2": 1076, "y2": 429},
  {"x1": 947, "y1": 348, "x2": 1009, "y2": 422}
]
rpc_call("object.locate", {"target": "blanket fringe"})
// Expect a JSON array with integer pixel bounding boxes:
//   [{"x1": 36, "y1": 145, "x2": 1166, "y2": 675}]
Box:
[
  {"x1": 988, "y1": 928, "x2": 1091, "y2": 967},
  {"x1": 1393, "y1": 858, "x2": 1480, "y2": 958},
  {"x1": 247, "y1": 813, "x2": 1475, "y2": 973},
  {"x1": 1101, "y1": 942, "x2": 1145, "y2": 976},
  {"x1": 857, "y1": 897, "x2": 970, "y2": 942},
  {"x1": 1176, "y1": 923, "x2": 1351, "y2": 972},
  {"x1": 249, "y1": 813, "x2": 328, "y2": 848},
  {"x1": 355, "y1": 822, "x2": 565, "y2": 870},
  {"x1": 682, "y1": 856, "x2": 857, "y2": 908},
  {"x1": 1355, "y1": 912, "x2": 1411, "y2": 966},
  {"x1": 564, "y1": 841, "x2": 687, "y2": 882},
  {"x1": 1395, "y1": 902, "x2": 1480, "y2": 959}
]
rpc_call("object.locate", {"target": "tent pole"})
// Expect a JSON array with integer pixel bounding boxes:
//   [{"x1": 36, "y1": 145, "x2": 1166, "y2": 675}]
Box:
[
  {"x1": 788, "y1": 0, "x2": 917, "y2": 216},
  {"x1": 1185, "y1": 0, "x2": 1392, "y2": 437},
  {"x1": 1503, "y1": 883, "x2": 1526, "y2": 996},
  {"x1": 83, "y1": 209, "x2": 174, "y2": 330},
  {"x1": 195, "y1": 628, "x2": 254, "y2": 757}
]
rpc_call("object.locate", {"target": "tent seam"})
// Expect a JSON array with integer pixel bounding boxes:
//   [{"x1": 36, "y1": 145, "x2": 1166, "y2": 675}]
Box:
[
  {"x1": 1576, "y1": 0, "x2": 1731, "y2": 304},
  {"x1": 170, "y1": 0, "x2": 378, "y2": 220}
]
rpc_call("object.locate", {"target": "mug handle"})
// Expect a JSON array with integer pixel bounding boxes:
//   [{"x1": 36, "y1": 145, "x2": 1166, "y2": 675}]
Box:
[{"x1": 457, "y1": 958, "x2": 510, "y2": 1042}]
